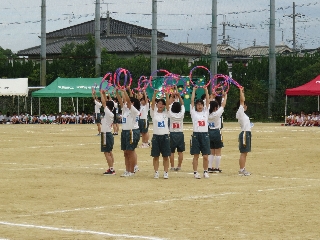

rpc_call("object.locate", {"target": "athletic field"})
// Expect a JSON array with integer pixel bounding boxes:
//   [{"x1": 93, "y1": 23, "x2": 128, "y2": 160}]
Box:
[{"x1": 1, "y1": 123, "x2": 319, "y2": 239}]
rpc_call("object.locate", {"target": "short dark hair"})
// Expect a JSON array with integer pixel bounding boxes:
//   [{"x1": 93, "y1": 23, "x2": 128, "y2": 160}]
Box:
[
  {"x1": 130, "y1": 97, "x2": 141, "y2": 111},
  {"x1": 195, "y1": 99, "x2": 204, "y2": 105},
  {"x1": 209, "y1": 101, "x2": 219, "y2": 114},
  {"x1": 171, "y1": 102, "x2": 181, "y2": 113},
  {"x1": 106, "y1": 101, "x2": 114, "y2": 111},
  {"x1": 157, "y1": 98, "x2": 166, "y2": 105}
]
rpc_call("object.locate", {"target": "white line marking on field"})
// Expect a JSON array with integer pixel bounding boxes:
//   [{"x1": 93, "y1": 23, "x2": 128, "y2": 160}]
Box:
[
  {"x1": 18, "y1": 184, "x2": 314, "y2": 217},
  {"x1": 0, "y1": 221, "x2": 166, "y2": 240}
]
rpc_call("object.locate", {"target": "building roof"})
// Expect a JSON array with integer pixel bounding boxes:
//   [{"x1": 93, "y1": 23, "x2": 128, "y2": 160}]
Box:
[
  {"x1": 179, "y1": 43, "x2": 248, "y2": 57},
  {"x1": 17, "y1": 36, "x2": 202, "y2": 57},
  {"x1": 46, "y1": 17, "x2": 166, "y2": 39},
  {"x1": 242, "y1": 45, "x2": 293, "y2": 57}
]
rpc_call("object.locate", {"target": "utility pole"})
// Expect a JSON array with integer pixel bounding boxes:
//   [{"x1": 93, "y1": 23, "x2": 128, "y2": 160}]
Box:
[
  {"x1": 293, "y1": 2, "x2": 296, "y2": 50},
  {"x1": 222, "y1": 15, "x2": 226, "y2": 44},
  {"x1": 268, "y1": 0, "x2": 276, "y2": 119},
  {"x1": 283, "y1": 2, "x2": 305, "y2": 51},
  {"x1": 40, "y1": 0, "x2": 46, "y2": 86},
  {"x1": 151, "y1": 0, "x2": 157, "y2": 77},
  {"x1": 95, "y1": 0, "x2": 101, "y2": 77},
  {"x1": 210, "y1": 0, "x2": 218, "y2": 80}
]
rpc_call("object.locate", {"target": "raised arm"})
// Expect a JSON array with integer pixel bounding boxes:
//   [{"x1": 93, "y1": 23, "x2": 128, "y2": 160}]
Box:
[
  {"x1": 176, "y1": 92, "x2": 184, "y2": 106},
  {"x1": 221, "y1": 91, "x2": 227, "y2": 108},
  {"x1": 100, "y1": 90, "x2": 107, "y2": 108},
  {"x1": 122, "y1": 88, "x2": 131, "y2": 109},
  {"x1": 191, "y1": 86, "x2": 197, "y2": 109},
  {"x1": 151, "y1": 90, "x2": 158, "y2": 111},
  {"x1": 116, "y1": 89, "x2": 124, "y2": 109},
  {"x1": 239, "y1": 87, "x2": 245, "y2": 106},
  {"x1": 204, "y1": 87, "x2": 209, "y2": 109},
  {"x1": 166, "y1": 92, "x2": 170, "y2": 111}
]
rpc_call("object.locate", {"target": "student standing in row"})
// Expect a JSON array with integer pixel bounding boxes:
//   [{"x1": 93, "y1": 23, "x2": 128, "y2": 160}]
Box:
[
  {"x1": 236, "y1": 87, "x2": 252, "y2": 176},
  {"x1": 190, "y1": 86, "x2": 210, "y2": 179},
  {"x1": 139, "y1": 90, "x2": 150, "y2": 148},
  {"x1": 100, "y1": 89, "x2": 116, "y2": 175},
  {"x1": 116, "y1": 88, "x2": 140, "y2": 177},
  {"x1": 92, "y1": 91, "x2": 102, "y2": 136},
  {"x1": 150, "y1": 90, "x2": 171, "y2": 179},
  {"x1": 168, "y1": 92, "x2": 185, "y2": 171},
  {"x1": 208, "y1": 91, "x2": 227, "y2": 173}
]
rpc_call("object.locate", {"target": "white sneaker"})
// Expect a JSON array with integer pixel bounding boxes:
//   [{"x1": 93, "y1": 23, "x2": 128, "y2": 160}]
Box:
[
  {"x1": 163, "y1": 172, "x2": 169, "y2": 179},
  {"x1": 203, "y1": 172, "x2": 209, "y2": 178},
  {"x1": 134, "y1": 165, "x2": 139, "y2": 173},
  {"x1": 154, "y1": 172, "x2": 159, "y2": 179},
  {"x1": 120, "y1": 171, "x2": 128, "y2": 177},
  {"x1": 194, "y1": 172, "x2": 201, "y2": 179},
  {"x1": 238, "y1": 169, "x2": 251, "y2": 176}
]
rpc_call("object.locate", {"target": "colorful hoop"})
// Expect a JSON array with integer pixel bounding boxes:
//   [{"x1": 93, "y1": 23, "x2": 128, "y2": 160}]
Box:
[
  {"x1": 149, "y1": 69, "x2": 171, "y2": 91},
  {"x1": 189, "y1": 66, "x2": 212, "y2": 88},
  {"x1": 99, "y1": 72, "x2": 113, "y2": 91},
  {"x1": 113, "y1": 68, "x2": 132, "y2": 89}
]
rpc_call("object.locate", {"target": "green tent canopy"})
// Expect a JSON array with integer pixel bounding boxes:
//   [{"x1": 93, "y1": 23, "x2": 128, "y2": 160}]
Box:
[{"x1": 32, "y1": 77, "x2": 115, "y2": 97}]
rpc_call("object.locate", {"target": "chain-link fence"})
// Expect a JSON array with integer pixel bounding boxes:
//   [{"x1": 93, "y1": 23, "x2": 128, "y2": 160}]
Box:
[{"x1": 0, "y1": 89, "x2": 96, "y2": 117}]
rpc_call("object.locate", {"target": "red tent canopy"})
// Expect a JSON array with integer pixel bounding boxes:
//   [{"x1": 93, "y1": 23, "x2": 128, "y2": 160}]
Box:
[{"x1": 286, "y1": 75, "x2": 320, "y2": 96}]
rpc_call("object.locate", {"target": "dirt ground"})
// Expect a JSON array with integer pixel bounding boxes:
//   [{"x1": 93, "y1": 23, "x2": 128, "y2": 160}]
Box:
[{"x1": 0, "y1": 122, "x2": 320, "y2": 240}]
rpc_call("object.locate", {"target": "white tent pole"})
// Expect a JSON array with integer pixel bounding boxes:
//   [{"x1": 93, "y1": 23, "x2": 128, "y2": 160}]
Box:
[
  {"x1": 31, "y1": 97, "x2": 33, "y2": 115},
  {"x1": 59, "y1": 97, "x2": 61, "y2": 113},
  {"x1": 76, "y1": 97, "x2": 79, "y2": 115},
  {"x1": 39, "y1": 98, "x2": 41, "y2": 116},
  {"x1": 285, "y1": 95, "x2": 287, "y2": 124}
]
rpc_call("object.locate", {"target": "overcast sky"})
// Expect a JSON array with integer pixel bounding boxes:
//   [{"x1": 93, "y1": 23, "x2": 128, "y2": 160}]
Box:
[{"x1": 1, "y1": 0, "x2": 320, "y2": 53}]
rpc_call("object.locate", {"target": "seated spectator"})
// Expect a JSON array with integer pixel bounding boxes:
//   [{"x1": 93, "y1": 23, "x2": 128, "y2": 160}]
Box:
[
  {"x1": 39, "y1": 113, "x2": 48, "y2": 124},
  {"x1": 47, "y1": 113, "x2": 56, "y2": 124},
  {"x1": 3, "y1": 112, "x2": 12, "y2": 124},
  {"x1": 61, "y1": 111, "x2": 70, "y2": 124},
  {"x1": 18, "y1": 113, "x2": 25, "y2": 124},
  {"x1": 56, "y1": 112, "x2": 62, "y2": 124},
  {"x1": 86, "y1": 113, "x2": 94, "y2": 124},
  {"x1": 0, "y1": 111, "x2": 4, "y2": 124},
  {"x1": 11, "y1": 112, "x2": 20, "y2": 124},
  {"x1": 79, "y1": 111, "x2": 87, "y2": 124},
  {"x1": 69, "y1": 112, "x2": 76, "y2": 124},
  {"x1": 31, "y1": 115, "x2": 39, "y2": 124}
]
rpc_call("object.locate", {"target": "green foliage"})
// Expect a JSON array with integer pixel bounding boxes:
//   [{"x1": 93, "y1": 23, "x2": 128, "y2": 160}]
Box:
[{"x1": 3, "y1": 38, "x2": 320, "y2": 121}]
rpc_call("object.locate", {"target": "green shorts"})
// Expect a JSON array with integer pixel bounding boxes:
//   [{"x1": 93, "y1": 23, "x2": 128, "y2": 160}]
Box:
[
  {"x1": 209, "y1": 129, "x2": 224, "y2": 149},
  {"x1": 238, "y1": 131, "x2": 251, "y2": 153},
  {"x1": 190, "y1": 132, "x2": 210, "y2": 156},
  {"x1": 151, "y1": 134, "x2": 171, "y2": 157},
  {"x1": 121, "y1": 129, "x2": 140, "y2": 151},
  {"x1": 95, "y1": 113, "x2": 101, "y2": 124},
  {"x1": 138, "y1": 119, "x2": 149, "y2": 133},
  {"x1": 101, "y1": 132, "x2": 114, "y2": 153},
  {"x1": 170, "y1": 132, "x2": 185, "y2": 153}
]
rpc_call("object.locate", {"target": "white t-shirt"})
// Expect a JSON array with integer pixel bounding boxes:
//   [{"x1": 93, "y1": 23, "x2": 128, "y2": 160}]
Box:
[
  {"x1": 39, "y1": 115, "x2": 47, "y2": 121},
  {"x1": 94, "y1": 100, "x2": 102, "y2": 113},
  {"x1": 101, "y1": 106, "x2": 114, "y2": 132},
  {"x1": 150, "y1": 108, "x2": 169, "y2": 135},
  {"x1": 140, "y1": 103, "x2": 149, "y2": 120},
  {"x1": 168, "y1": 105, "x2": 185, "y2": 132},
  {"x1": 121, "y1": 104, "x2": 140, "y2": 130},
  {"x1": 190, "y1": 104, "x2": 209, "y2": 132},
  {"x1": 0, "y1": 114, "x2": 4, "y2": 121},
  {"x1": 236, "y1": 105, "x2": 251, "y2": 131},
  {"x1": 208, "y1": 107, "x2": 224, "y2": 129},
  {"x1": 48, "y1": 115, "x2": 56, "y2": 121}
]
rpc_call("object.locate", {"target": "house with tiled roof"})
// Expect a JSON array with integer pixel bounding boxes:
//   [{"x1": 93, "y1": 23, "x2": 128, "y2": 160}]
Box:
[
  {"x1": 242, "y1": 45, "x2": 293, "y2": 57},
  {"x1": 179, "y1": 43, "x2": 250, "y2": 70},
  {"x1": 17, "y1": 16, "x2": 202, "y2": 62}
]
